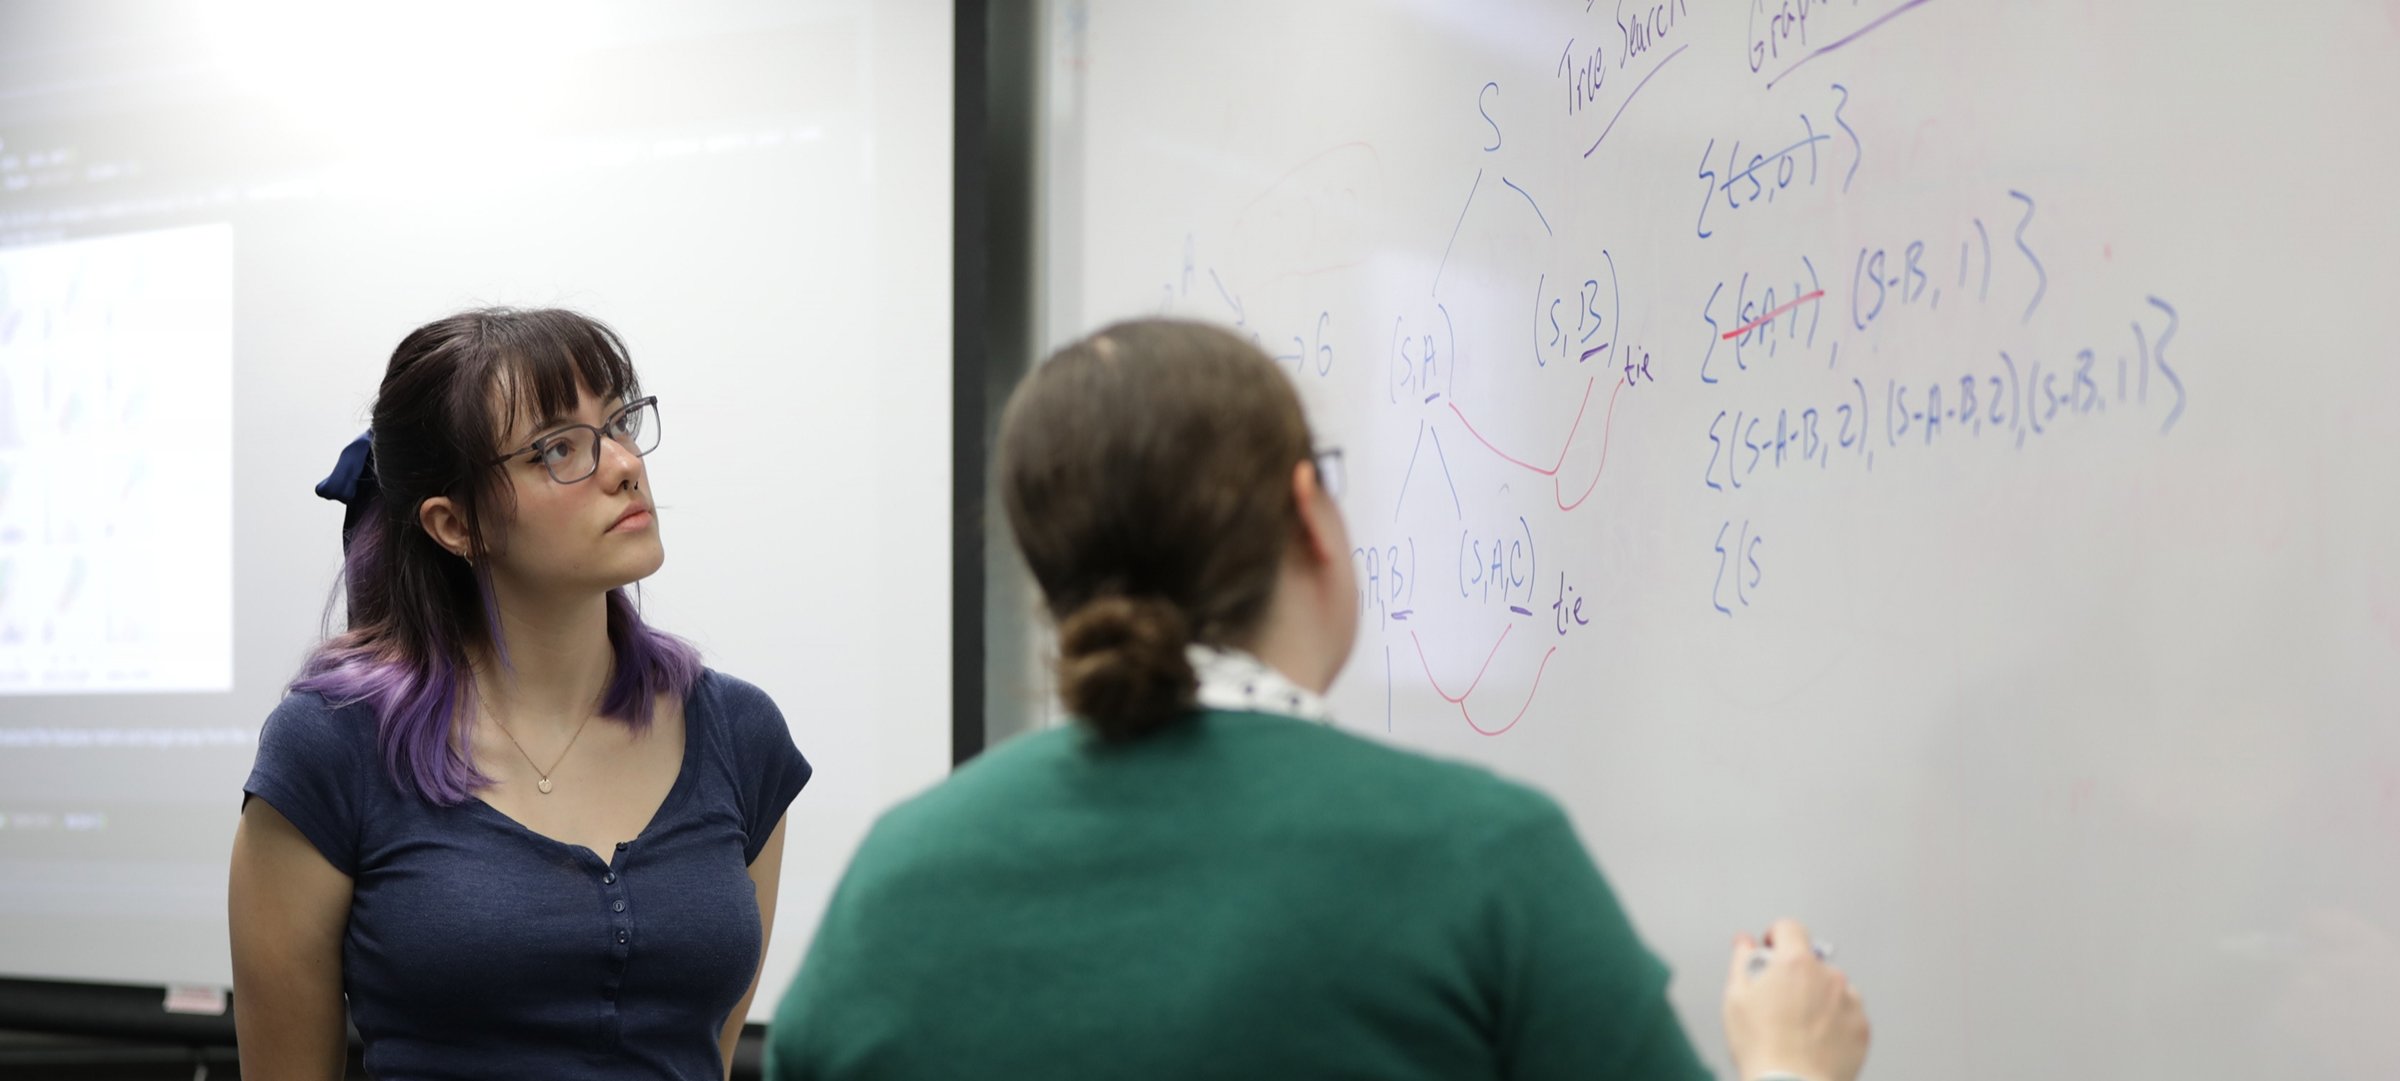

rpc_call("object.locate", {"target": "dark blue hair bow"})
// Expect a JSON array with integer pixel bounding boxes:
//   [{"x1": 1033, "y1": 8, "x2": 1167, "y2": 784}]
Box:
[{"x1": 314, "y1": 430, "x2": 378, "y2": 549}]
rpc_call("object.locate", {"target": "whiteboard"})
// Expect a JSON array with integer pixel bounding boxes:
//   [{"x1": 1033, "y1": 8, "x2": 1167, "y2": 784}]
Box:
[
  {"x1": 0, "y1": 0, "x2": 951, "y2": 1023},
  {"x1": 1039, "y1": 1, "x2": 2400, "y2": 1076}
]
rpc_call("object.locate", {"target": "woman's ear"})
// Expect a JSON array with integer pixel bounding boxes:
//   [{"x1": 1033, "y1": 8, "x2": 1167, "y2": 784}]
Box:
[
  {"x1": 1290, "y1": 460, "x2": 1342, "y2": 568},
  {"x1": 417, "y1": 496, "x2": 473, "y2": 561}
]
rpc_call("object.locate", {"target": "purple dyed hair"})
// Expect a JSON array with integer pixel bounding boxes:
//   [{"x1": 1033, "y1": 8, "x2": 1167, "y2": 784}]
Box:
[{"x1": 293, "y1": 308, "x2": 701, "y2": 805}]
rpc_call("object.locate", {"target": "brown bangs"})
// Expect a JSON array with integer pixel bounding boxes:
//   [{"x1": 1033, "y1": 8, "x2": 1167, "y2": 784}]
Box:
[{"x1": 473, "y1": 308, "x2": 643, "y2": 454}]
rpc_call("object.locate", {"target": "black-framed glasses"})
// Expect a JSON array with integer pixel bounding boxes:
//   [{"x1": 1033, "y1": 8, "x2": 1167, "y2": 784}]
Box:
[
  {"x1": 1310, "y1": 445, "x2": 1345, "y2": 500},
  {"x1": 489, "y1": 396, "x2": 661, "y2": 484}
]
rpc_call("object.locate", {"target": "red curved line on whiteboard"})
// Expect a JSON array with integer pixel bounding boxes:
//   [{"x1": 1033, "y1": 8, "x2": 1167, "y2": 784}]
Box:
[
  {"x1": 1555, "y1": 378, "x2": 1629, "y2": 511},
  {"x1": 1461, "y1": 646, "x2": 1560, "y2": 736},
  {"x1": 1449, "y1": 375, "x2": 1630, "y2": 510},
  {"x1": 1408, "y1": 627, "x2": 1559, "y2": 736},
  {"x1": 1412, "y1": 625, "x2": 1511, "y2": 703},
  {"x1": 1448, "y1": 377, "x2": 1592, "y2": 476}
]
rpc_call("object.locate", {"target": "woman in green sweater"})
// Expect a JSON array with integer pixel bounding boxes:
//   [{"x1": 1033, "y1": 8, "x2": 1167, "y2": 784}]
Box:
[{"x1": 768, "y1": 318, "x2": 1868, "y2": 1081}]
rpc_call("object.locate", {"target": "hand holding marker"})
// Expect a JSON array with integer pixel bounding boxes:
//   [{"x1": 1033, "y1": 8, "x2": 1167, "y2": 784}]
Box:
[{"x1": 1722, "y1": 919, "x2": 1870, "y2": 1081}]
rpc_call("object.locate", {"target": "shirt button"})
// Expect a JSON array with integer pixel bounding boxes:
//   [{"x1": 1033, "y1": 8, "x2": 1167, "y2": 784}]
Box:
[
  {"x1": 617, "y1": 931, "x2": 628, "y2": 944},
  {"x1": 602, "y1": 873, "x2": 616, "y2": 884},
  {"x1": 611, "y1": 899, "x2": 626, "y2": 913}
]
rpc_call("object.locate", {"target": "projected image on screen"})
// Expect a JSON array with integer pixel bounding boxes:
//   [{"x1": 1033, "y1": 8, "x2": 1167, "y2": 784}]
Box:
[{"x1": 0, "y1": 225, "x2": 232, "y2": 694}]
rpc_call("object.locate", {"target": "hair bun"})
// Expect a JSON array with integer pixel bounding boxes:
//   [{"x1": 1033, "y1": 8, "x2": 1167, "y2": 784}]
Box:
[{"x1": 1055, "y1": 595, "x2": 1197, "y2": 741}]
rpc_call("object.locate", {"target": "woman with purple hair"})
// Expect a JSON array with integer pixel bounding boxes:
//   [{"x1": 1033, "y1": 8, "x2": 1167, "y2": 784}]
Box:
[{"x1": 227, "y1": 308, "x2": 811, "y2": 1080}]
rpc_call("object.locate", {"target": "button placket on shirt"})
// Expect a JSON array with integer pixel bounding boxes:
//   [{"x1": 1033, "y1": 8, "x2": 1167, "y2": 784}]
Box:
[{"x1": 603, "y1": 841, "x2": 633, "y2": 1009}]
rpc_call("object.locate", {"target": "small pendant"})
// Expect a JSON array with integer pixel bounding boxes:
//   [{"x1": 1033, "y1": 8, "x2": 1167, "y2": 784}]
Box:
[{"x1": 537, "y1": 778, "x2": 554, "y2": 794}]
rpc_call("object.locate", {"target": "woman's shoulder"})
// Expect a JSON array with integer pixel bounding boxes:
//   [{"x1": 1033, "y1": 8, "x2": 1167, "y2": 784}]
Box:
[
  {"x1": 687, "y1": 669, "x2": 812, "y2": 839},
  {"x1": 890, "y1": 710, "x2": 1566, "y2": 841},
  {"x1": 688, "y1": 667, "x2": 782, "y2": 728},
  {"x1": 687, "y1": 667, "x2": 807, "y2": 765},
  {"x1": 245, "y1": 688, "x2": 385, "y2": 869},
  {"x1": 256, "y1": 687, "x2": 380, "y2": 762},
  {"x1": 1221, "y1": 710, "x2": 1570, "y2": 832}
]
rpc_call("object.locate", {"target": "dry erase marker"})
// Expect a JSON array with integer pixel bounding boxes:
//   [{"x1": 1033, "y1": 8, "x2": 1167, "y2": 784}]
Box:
[{"x1": 1746, "y1": 940, "x2": 1834, "y2": 976}]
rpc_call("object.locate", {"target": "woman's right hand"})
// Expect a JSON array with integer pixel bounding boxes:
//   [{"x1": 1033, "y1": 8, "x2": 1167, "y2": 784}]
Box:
[{"x1": 1720, "y1": 918, "x2": 1870, "y2": 1081}]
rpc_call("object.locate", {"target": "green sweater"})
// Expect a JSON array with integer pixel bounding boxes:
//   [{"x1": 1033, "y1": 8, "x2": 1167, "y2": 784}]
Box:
[{"x1": 767, "y1": 710, "x2": 1714, "y2": 1080}]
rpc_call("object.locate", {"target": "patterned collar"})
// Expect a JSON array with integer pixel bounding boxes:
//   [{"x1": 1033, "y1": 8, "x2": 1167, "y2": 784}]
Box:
[{"x1": 1187, "y1": 644, "x2": 1334, "y2": 723}]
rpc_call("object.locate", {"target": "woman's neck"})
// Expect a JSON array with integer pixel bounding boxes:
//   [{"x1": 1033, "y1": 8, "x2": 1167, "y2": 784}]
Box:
[
  {"x1": 475, "y1": 583, "x2": 614, "y2": 731},
  {"x1": 1239, "y1": 625, "x2": 1335, "y2": 696},
  {"x1": 1235, "y1": 568, "x2": 1344, "y2": 696}
]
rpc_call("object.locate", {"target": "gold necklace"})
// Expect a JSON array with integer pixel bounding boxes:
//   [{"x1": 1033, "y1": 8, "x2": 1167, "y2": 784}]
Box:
[{"x1": 478, "y1": 689, "x2": 598, "y2": 796}]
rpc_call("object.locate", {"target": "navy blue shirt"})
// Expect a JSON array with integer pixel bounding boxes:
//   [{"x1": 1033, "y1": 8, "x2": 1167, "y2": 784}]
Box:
[{"x1": 244, "y1": 669, "x2": 811, "y2": 1081}]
